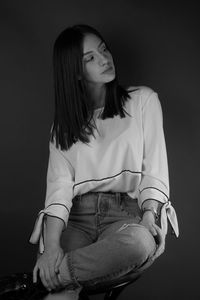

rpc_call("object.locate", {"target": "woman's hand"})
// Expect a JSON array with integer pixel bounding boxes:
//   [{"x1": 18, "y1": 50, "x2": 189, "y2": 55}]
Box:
[
  {"x1": 151, "y1": 223, "x2": 166, "y2": 260},
  {"x1": 139, "y1": 211, "x2": 166, "y2": 260},
  {"x1": 33, "y1": 242, "x2": 64, "y2": 292},
  {"x1": 139, "y1": 211, "x2": 157, "y2": 236}
]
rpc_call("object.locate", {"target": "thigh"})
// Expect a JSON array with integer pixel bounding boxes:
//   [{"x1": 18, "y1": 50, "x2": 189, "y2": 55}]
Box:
[
  {"x1": 99, "y1": 221, "x2": 157, "y2": 260},
  {"x1": 60, "y1": 223, "x2": 93, "y2": 253},
  {"x1": 43, "y1": 287, "x2": 81, "y2": 300}
]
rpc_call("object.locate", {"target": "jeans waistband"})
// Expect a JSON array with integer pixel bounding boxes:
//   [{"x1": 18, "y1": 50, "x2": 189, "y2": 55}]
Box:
[
  {"x1": 76, "y1": 191, "x2": 127, "y2": 200},
  {"x1": 73, "y1": 191, "x2": 137, "y2": 208}
]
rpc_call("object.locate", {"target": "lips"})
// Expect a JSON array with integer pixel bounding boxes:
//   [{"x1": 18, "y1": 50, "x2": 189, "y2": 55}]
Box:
[{"x1": 102, "y1": 66, "x2": 114, "y2": 74}]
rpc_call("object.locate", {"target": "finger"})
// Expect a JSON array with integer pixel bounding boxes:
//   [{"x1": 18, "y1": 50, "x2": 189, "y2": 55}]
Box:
[
  {"x1": 55, "y1": 253, "x2": 64, "y2": 274},
  {"x1": 152, "y1": 225, "x2": 162, "y2": 244},
  {"x1": 39, "y1": 268, "x2": 51, "y2": 292},
  {"x1": 153, "y1": 237, "x2": 165, "y2": 258},
  {"x1": 33, "y1": 265, "x2": 38, "y2": 283},
  {"x1": 152, "y1": 224, "x2": 163, "y2": 242},
  {"x1": 54, "y1": 256, "x2": 61, "y2": 274},
  {"x1": 45, "y1": 267, "x2": 58, "y2": 291},
  {"x1": 54, "y1": 254, "x2": 64, "y2": 286},
  {"x1": 153, "y1": 223, "x2": 166, "y2": 236},
  {"x1": 154, "y1": 242, "x2": 165, "y2": 259},
  {"x1": 48, "y1": 262, "x2": 62, "y2": 290},
  {"x1": 49, "y1": 266, "x2": 62, "y2": 289},
  {"x1": 149, "y1": 226, "x2": 158, "y2": 237},
  {"x1": 152, "y1": 223, "x2": 161, "y2": 233},
  {"x1": 152, "y1": 224, "x2": 165, "y2": 258},
  {"x1": 52, "y1": 274, "x2": 62, "y2": 290}
]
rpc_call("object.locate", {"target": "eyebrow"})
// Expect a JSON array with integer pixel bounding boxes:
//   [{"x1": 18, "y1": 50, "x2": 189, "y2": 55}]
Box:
[{"x1": 83, "y1": 41, "x2": 104, "y2": 56}]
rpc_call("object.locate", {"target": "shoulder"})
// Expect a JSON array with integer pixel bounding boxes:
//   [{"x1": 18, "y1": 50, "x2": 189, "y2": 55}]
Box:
[
  {"x1": 126, "y1": 85, "x2": 159, "y2": 108},
  {"x1": 127, "y1": 85, "x2": 155, "y2": 98}
]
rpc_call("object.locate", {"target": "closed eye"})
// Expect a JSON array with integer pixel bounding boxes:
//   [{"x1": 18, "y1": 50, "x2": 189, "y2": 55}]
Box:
[{"x1": 85, "y1": 55, "x2": 94, "y2": 62}]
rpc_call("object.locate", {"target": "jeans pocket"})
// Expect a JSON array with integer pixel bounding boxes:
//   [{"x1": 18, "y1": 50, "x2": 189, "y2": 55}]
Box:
[{"x1": 120, "y1": 195, "x2": 142, "y2": 219}]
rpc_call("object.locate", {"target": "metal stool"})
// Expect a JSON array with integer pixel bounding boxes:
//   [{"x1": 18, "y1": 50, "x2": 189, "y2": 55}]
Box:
[
  {"x1": 0, "y1": 272, "x2": 141, "y2": 300},
  {"x1": 79, "y1": 272, "x2": 141, "y2": 300}
]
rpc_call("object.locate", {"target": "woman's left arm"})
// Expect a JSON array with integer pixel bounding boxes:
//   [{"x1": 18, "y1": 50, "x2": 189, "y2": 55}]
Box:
[
  {"x1": 138, "y1": 88, "x2": 179, "y2": 259},
  {"x1": 140, "y1": 199, "x2": 166, "y2": 260}
]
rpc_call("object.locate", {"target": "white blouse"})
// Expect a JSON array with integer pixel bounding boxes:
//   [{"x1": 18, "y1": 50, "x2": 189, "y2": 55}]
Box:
[{"x1": 29, "y1": 86, "x2": 179, "y2": 253}]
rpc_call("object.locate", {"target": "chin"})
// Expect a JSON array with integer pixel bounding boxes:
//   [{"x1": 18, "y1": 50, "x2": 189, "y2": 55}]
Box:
[{"x1": 103, "y1": 74, "x2": 116, "y2": 83}]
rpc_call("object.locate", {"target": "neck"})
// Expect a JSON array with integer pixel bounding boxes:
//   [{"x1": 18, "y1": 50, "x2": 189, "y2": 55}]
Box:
[{"x1": 86, "y1": 83, "x2": 106, "y2": 109}]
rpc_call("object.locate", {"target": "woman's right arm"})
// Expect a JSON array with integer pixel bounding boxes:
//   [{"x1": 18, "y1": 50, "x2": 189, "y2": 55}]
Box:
[
  {"x1": 30, "y1": 137, "x2": 75, "y2": 290},
  {"x1": 44, "y1": 215, "x2": 65, "y2": 247},
  {"x1": 33, "y1": 215, "x2": 65, "y2": 291}
]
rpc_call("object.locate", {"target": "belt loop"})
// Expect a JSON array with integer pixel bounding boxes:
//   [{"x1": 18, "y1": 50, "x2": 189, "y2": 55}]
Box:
[
  {"x1": 75, "y1": 194, "x2": 82, "y2": 202},
  {"x1": 97, "y1": 192, "x2": 102, "y2": 212},
  {"x1": 116, "y1": 192, "x2": 121, "y2": 204}
]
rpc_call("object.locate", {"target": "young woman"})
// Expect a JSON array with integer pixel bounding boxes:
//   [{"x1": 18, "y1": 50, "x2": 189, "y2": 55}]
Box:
[{"x1": 29, "y1": 24, "x2": 179, "y2": 299}]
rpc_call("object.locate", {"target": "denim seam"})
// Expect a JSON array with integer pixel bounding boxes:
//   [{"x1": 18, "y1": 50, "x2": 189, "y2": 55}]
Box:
[
  {"x1": 80, "y1": 262, "x2": 139, "y2": 287},
  {"x1": 66, "y1": 252, "x2": 82, "y2": 290}
]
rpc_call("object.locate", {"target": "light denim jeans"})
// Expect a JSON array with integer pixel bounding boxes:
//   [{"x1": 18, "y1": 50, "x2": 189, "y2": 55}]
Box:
[{"x1": 55, "y1": 191, "x2": 157, "y2": 297}]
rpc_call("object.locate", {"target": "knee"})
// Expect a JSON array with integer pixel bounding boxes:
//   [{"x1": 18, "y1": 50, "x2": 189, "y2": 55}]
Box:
[
  {"x1": 133, "y1": 226, "x2": 156, "y2": 258},
  {"x1": 117, "y1": 224, "x2": 157, "y2": 263}
]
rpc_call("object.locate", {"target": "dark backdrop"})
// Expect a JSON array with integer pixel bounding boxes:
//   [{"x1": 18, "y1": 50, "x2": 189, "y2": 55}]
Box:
[{"x1": 0, "y1": 1, "x2": 199, "y2": 299}]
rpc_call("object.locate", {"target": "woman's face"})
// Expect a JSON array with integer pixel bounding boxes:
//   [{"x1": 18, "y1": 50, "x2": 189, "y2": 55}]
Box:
[{"x1": 82, "y1": 34, "x2": 115, "y2": 85}]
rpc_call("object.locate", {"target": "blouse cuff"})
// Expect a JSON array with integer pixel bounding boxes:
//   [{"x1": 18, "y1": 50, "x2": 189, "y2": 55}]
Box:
[
  {"x1": 139, "y1": 187, "x2": 169, "y2": 205},
  {"x1": 29, "y1": 204, "x2": 70, "y2": 253},
  {"x1": 160, "y1": 201, "x2": 179, "y2": 237}
]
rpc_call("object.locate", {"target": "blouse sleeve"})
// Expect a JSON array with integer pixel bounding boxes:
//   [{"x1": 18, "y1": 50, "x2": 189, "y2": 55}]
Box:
[
  {"x1": 138, "y1": 88, "x2": 179, "y2": 237},
  {"x1": 29, "y1": 138, "x2": 75, "y2": 253}
]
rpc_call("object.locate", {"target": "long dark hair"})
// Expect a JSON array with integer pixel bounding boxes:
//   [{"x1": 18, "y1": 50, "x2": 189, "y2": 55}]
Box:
[{"x1": 50, "y1": 24, "x2": 133, "y2": 150}]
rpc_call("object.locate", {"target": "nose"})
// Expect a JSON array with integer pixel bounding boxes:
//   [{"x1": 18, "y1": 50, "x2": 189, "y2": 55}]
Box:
[{"x1": 98, "y1": 53, "x2": 109, "y2": 66}]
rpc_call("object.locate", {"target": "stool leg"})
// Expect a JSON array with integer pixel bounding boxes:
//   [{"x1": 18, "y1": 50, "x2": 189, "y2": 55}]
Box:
[
  {"x1": 79, "y1": 289, "x2": 90, "y2": 300},
  {"x1": 104, "y1": 285, "x2": 128, "y2": 300}
]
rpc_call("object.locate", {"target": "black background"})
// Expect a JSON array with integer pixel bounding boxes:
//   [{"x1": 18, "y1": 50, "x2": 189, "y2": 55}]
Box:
[{"x1": 0, "y1": 1, "x2": 199, "y2": 299}]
